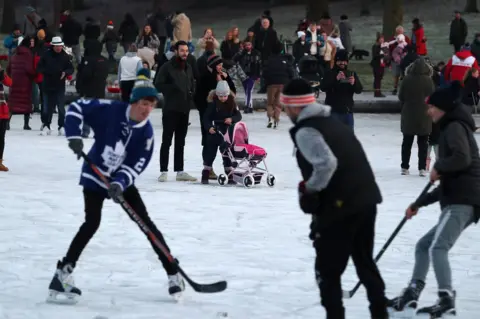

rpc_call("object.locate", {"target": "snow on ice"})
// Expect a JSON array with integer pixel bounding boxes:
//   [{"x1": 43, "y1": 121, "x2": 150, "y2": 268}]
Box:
[{"x1": 1, "y1": 111, "x2": 480, "y2": 319}]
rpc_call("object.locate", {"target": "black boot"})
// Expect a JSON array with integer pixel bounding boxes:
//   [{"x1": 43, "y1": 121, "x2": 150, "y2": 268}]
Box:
[
  {"x1": 23, "y1": 114, "x2": 31, "y2": 130},
  {"x1": 201, "y1": 169, "x2": 210, "y2": 184}
]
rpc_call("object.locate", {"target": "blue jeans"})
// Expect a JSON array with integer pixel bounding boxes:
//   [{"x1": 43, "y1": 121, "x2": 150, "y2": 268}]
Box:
[
  {"x1": 42, "y1": 86, "x2": 66, "y2": 128},
  {"x1": 331, "y1": 112, "x2": 354, "y2": 131}
]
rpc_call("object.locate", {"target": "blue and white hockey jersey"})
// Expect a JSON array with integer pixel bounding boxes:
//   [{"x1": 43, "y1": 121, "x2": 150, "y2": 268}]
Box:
[{"x1": 64, "y1": 98, "x2": 154, "y2": 193}]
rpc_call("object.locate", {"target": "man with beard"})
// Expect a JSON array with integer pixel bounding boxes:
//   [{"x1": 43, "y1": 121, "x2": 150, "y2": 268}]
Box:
[
  {"x1": 320, "y1": 49, "x2": 363, "y2": 130},
  {"x1": 155, "y1": 40, "x2": 197, "y2": 182},
  {"x1": 283, "y1": 78, "x2": 387, "y2": 319}
]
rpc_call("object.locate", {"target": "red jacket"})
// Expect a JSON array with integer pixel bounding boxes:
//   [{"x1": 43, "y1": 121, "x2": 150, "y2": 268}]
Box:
[
  {"x1": 412, "y1": 27, "x2": 427, "y2": 55},
  {"x1": 444, "y1": 50, "x2": 479, "y2": 82},
  {"x1": 0, "y1": 73, "x2": 12, "y2": 119},
  {"x1": 34, "y1": 54, "x2": 43, "y2": 84},
  {"x1": 6, "y1": 46, "x2": 35, "y2": 114}
]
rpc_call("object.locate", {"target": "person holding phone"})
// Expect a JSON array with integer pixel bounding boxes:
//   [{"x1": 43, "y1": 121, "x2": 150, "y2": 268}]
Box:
[{"x1": 320, "y1": 49, "x2": 363, "y2": 130}]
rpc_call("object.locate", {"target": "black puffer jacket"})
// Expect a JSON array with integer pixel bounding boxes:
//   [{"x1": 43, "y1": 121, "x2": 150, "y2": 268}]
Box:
[
  {"x1": 118, "y1": 14, "x2": 139, "y2": 44},
  {"x1": 419, "y1": 104, "x2": 480, "y2": 222},
  {"x1": 262, "y1": 53, "x2": 294, "y2": 86},
  {"x1": 76, "y1": 41, "x2": 109, "y2": 98}
]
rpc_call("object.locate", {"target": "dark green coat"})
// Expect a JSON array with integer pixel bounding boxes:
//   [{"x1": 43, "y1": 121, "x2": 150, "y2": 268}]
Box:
[
  {"x1": 154, "y1": 58, "x2": 195, "y2": 113},
  {"x1": 399, "y1": 58, "x2": 435, "y2": 136}
]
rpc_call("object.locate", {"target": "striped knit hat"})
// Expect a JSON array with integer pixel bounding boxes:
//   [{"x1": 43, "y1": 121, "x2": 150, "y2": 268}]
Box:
[
  {"x1": 280, "y1": 78, "x2": 316, "y2": 107},
  {"x1": 129, "y1": 68, "x2": 159, "y2": 103},
  {"x1": 207, "y1": 54, "x2": 223, "y2": 69}
]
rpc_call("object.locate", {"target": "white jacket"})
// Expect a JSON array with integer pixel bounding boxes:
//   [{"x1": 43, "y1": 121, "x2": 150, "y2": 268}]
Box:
[{"x1": 118, "y1": 53, "x2": 142, "y2": 82}]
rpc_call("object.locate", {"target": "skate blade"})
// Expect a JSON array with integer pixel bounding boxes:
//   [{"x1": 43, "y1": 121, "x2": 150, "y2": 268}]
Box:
[
  {"x1": 388, "y1": 307, "x2": 416, "y2": 318},
  {"x1": 46, "y1": 290, "x2": 79, "y2": 305}
]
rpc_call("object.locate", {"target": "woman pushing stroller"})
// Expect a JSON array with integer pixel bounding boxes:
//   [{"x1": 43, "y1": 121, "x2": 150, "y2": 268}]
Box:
[{"x1": 201, "y1": 80, "x2": 242, "y2": 184}]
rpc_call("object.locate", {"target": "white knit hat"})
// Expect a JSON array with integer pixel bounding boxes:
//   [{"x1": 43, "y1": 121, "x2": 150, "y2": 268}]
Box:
[
  {"x1": 297, "y1": 31, "x2": 306, "y2": 38},
  {"x1": 215, "y1": 81, "x2": 230, "y2": 97}
]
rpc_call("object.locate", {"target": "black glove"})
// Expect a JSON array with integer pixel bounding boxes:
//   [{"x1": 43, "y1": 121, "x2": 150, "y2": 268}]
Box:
[
  {"x1": 68, "y1": 138, "x2": 83, "y2": 160},
  {"x1": 108, "y1": 182, "x2": 123, "y2": 203},
  {"x1": 298, "y1": 181, "x2": 320, "y2": 214}
]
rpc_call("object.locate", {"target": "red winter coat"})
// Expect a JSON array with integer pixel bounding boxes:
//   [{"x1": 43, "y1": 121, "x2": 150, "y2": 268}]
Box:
[
  {"x1": 6, "y1": 46, "x2": 35, "y2": 114},
  {"x1": 34, "y1": 54, "x2": 43, "y2": 84},
  {"x1": 0, "y1": 74, "x2": 12, "y2": 119},
  {"x1": 413, "y1": 27, "x2": 427, "y2": 55},
  {"x1": 444, "y1": 50, "x2": 479, "y2": 83}
]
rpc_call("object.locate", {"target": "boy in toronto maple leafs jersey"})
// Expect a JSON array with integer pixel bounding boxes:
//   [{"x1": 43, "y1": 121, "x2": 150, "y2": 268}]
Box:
[{"x1": 47, "y1": 69, "x2": 185, "y2": 304}]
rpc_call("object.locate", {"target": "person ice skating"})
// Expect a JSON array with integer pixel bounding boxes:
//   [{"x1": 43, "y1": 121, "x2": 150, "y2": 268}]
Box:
[
  {"x1": 388, "y1": 81, "x2": 480, "y2": 318},
  {"x1": 47, "y1": 69, "x2": 185, "y2": 304},
  {"x1": 201, "y1": 80, "x2": 242, "y2": 184},
  {"x1": 0, "y1": 68, "x2": 12, "y2": 172},
  {"x1": 283, "y1": 78, "x2": 388, "y2": 319}
]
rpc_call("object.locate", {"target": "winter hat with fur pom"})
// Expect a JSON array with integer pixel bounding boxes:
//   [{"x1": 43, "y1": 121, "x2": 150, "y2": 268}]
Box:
[
  {"x1": 426, "y1": 80, "x2": 462, "y2": 112},
  {"x1": 215, "y1": 80, "x2": 230, "y2": 97},
  {"x1": 280, "y1": 78, "x2": 316, "y2": 107}
]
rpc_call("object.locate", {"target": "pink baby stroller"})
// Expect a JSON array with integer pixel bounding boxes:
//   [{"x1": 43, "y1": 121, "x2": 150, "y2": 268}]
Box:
[{"x1": 218, "y1": 121, "x2": 275, "y2": 188}]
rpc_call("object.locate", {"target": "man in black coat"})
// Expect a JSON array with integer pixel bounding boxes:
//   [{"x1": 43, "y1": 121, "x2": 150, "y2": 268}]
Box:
[
  {"x1": 59, "y1": 12, "x2": 83, "y2": 65},
  {"x1": 283, "y1": 78, "x2": 387, "y2": 319},
  {"x1": 320, "y1": 49, "x2": 363, "y2": 130},
  {"x1": 75, "y1": 41, "x2": 109, "y2": 138},
  {"x1": 388, "y1": 81, "x2": 480, "y2": 318},
  {"x1": 254, "y1": 17, "x2": 278, "y2": 93},
  {"x1": 449, "y1": 10, "x2": 468, "y2": 53},
  {"x1": 154, "y1": 41, "x2": 197, "y2": 182}
]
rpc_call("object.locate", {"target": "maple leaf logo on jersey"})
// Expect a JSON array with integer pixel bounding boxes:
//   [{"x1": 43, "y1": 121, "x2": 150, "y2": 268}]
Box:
[{"x1": 101, "y1": 140, "x2": 126, "y2": 172}]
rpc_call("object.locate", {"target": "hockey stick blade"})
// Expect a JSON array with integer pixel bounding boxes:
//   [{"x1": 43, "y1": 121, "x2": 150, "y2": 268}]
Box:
[
  {"x1": 341, "y1": 182, "x2": 434, "y2": 299},
  {"x1": 179, "y1": 268, "x2": 227, "y2": 293},
  {"x1": 80, "y1": 152, "x2": 228, "y2": 294}
]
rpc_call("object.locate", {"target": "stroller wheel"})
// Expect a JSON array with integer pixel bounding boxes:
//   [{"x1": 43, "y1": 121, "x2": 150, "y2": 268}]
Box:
[
  {"x1": 218, "y1": 174, "x2": 227, "y2": 186},
  {"x1": 243, "y1": 175, "x2": 255, "y2": 188},
  {"x1": 266, "y1": 174, "x2": 276, "y2": 187}
]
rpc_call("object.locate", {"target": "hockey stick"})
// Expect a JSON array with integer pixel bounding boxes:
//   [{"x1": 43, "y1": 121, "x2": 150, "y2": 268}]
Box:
[
  {"x1": 342, "y1": 181, "x2": 434, "y2": 299},
  {"x1": 80, "y1": 152, "x2": 227, "y2": 293}
]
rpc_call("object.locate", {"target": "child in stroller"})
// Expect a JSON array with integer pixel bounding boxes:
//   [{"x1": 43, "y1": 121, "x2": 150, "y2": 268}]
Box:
[{"x1": 298, "y1": 55, "x2": 322, "y2": 98}]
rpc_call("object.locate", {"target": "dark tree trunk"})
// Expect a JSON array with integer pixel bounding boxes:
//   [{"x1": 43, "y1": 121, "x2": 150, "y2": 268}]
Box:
[
  {"x1": 383, "y1": 0, "x2": 403, "y2": 38},
  {"x1": 73, "y1": 0, "x2": 88, "y2": 10},
  {"x1": 306, "y1": 0, "x2": 329, "y2": 22},
  {"x1": 152, "y1": 0, "x2": 166, "y2": 10},
  {"x1": 464, "y1": 0, "x2": 479, "y2": 13},
  {"x1": 360, "y1": 0, "x2": 371, "y2": 16},
  {"x1": 61, "y1": 0, "x2": 72, "y2": 11},
  {"x1": 53, "y1": 0, "x2": 63, "y2": 31},
  {"x1": 1, "y1": 0, "x2": 15, "y2": 34}
]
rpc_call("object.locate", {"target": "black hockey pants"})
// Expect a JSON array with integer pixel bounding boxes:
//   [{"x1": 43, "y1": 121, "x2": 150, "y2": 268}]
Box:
[
  {"x1": 63, "y1": 186, "x2": 177, "y2": 275},
  {"x1": 313, "y1": 205, "x2": 388, "y2": 319}
]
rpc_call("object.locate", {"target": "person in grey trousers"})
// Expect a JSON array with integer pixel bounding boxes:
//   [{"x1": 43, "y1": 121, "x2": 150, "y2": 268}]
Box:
[{"x1": 388, "y1": 81, "x2": 480, "y2": 318}]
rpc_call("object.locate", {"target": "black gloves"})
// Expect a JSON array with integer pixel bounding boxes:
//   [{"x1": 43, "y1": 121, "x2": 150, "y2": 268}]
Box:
[
  {"x1": 68, "y1": 139, "x2": 83, "y2": 160},
  {"x1": 108, "y1": 182, "x2": 123, "y2": 203},
  {"x1": 298, "y1": 181, "x2": 320, "y2": 214}
]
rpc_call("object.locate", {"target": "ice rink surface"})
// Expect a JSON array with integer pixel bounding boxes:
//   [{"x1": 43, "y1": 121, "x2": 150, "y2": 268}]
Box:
[{"x1": 1, "y1": 111, "x2": 480, "y2": 319}]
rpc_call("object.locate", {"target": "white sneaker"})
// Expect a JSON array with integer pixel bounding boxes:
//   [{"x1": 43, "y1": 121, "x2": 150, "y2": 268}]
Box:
[
  {"x1": 401, "y1": 169, "x2": 409, "y2": 175},
  {"x1": 176, "y1": 171, "x2": 197, "y2": 182},
  {"x1": 168, "y1": 273, "x2": 185, "y2": 300},
  {"x1": 158, "y1": 172, "x2": 168, "y2": 182},
  {"x1": 58, "y1": 127, "x2": 65, "y2": 136},
  {"x1": 40, "y1": 124, "x2": 51, "y2": 136},
  {"x1": 419, "y1": 169, "x2": 427, "y2": 177}
]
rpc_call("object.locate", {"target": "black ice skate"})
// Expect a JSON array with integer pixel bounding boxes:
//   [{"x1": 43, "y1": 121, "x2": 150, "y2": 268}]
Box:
[
  {"x1": 416, "y1": 290, "x2": 456, "y2": 318},
  {"x1": 46, "y1": 260, "x2": 82, "y2": 304},
  {"x1": 168, "y1": 273, "x2": 185, "y2": 301},
  {"x1": 387, "y1": 280, "x2": 425, "y2": 317}
]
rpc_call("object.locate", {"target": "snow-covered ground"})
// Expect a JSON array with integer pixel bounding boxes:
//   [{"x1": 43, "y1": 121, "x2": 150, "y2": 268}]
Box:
[{"x1": 1, "y1": 111, "x2": 480, "y2": 319}]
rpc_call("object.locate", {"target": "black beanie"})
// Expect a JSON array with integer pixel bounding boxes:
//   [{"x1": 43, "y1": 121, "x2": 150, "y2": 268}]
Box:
[
  {"x1": 426, "y1": 81, "x2": 462, "y2": 112},
  {"x1": 280, "y1": 78, "x2": 316, "y2": 107},
  {"x1": 335, "y1": 49, "x2": 349, "y2": 61}
]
